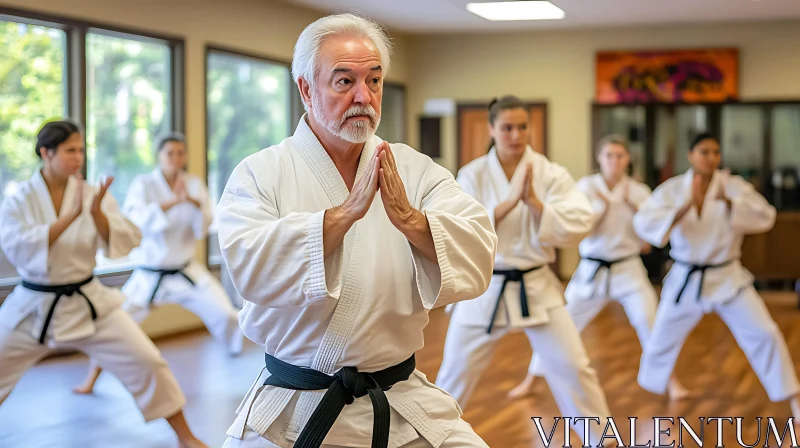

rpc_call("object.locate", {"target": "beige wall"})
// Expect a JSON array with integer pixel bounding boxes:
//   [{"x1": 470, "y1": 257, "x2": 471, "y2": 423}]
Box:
[
  {"x1": 0, "y1": 0, "x2": 410, "y2": 335},
  {"x1": 406, "y1": 20, "x2": 800, "y2": 274}
]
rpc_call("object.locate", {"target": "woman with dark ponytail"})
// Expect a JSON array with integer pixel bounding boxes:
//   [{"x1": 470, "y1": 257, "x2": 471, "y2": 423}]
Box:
[
  {"x1": 74, "y1": 131, "x2": 243, "y2": 395},
  {"x1": 0, "y1": 119, "x2": 208, "y2": 447},
  {"x1": 435, "y1": 96, "x2": 612, "y2": 447}
]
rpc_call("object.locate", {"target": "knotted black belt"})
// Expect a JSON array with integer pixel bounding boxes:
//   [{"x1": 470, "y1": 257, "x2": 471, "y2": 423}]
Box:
[
  {"x1": 487, "y1": 266, "x2": 543, "y2": 333},
  {"x1": 262, "y1": 353, "x2": 416, "y2": 448},
  {"x1": 672, "y1": 258, "x2": 734, "y2": 303},
  {"x1": 22, "y1": 276, "x2": 96, "y2": 344},
  {"x1": 584, "y1": 254, "x2": 637, "y2": 298},
  {"x1": 141, "y1": 264, "x2": 195, "y2": 307}
]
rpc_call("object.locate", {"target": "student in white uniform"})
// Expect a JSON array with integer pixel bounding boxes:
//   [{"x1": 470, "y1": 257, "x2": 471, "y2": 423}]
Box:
[
  {"x1": 74, "y1": 132, "x2": 244, "y2": 394},
  {"x1": 516, "y1": 134, "x2": 688, "y2": 400},
  {"x1": 634, "y1": 132, "x2": 800, "y2": 416},
  {"x1": 0, "y1": 120, "x2": 207, "y2": 448},
  {"x1": 434, "y1": 96, "x2": 612, "y2": 446},
  {"x1": 218, "y1": 14, "x2": 498, "y2": 448}
]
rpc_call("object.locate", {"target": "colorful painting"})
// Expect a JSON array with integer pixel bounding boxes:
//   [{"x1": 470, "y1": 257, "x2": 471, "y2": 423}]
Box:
[{"x1": 595, "y1": 49, "x2": 738, "y2": 104}]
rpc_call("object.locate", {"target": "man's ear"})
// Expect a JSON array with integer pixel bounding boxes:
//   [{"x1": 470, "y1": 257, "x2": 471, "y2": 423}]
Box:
[{"x1": 298, "y1": 77, "x2": 312, "y2": 110}]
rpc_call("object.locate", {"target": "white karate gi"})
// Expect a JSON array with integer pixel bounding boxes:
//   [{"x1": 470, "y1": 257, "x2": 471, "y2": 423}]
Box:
[
  {"x1": 0, "y1": 170, "x2": 186, "y2": 421},
  {"x1": 119, "y1": 169, "x2": 243, "y2": 355},
  {"x1": 528, "y1": 174, "x2": 657, "y2": 376},
  {"x1": 217, "y1": 116, "x2": 498, "y2": 448},
  {"x1": 434, "y1": 147, "x2": 612, "y2": 446},
  {"x1": 634, "y1": 168, "x2": 800, "y2": 402}
]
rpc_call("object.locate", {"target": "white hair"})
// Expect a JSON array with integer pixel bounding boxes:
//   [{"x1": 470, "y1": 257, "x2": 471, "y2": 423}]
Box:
[{"x1": 291, "y1": 13, "x2": 393, "y2": 89}]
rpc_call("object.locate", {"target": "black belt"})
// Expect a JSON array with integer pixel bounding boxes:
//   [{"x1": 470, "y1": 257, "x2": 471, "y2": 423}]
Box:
[
  {"x1": 262, "y1": 354, "x2": 416, "y2": 448},
  {"x1": 672, "y1": 259, "x2": 734, "y2": 303},
  {"x1": 141, "y1": 264, "x2": 195, "y2": 307},
  {"x1": 22, "y1": 276, "x2": 96, "y2": 344},
  {"x1": 488, "y1": 266, "x2": 543, "y2": 334},
  {"x1": 584, "y1": 255, "x2": 637, "y2": 298}
]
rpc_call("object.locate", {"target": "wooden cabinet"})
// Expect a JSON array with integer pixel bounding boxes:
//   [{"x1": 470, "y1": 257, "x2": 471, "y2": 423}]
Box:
[{"x1": 742, "y1": 212, "x2": 800, "y2": 280}]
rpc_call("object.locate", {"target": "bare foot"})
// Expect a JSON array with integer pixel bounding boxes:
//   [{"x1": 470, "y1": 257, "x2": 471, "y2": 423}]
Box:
[
  {"x1": 508, "y1": 374, "x2": 539, "y2": 399},
  {"x1": 73, "y1": 365, "x2": 102, "y2": 395},
  {"x1": 668, "y1": 376, "x2": 691, "y2": 400},
  {"x1": 72, "y1": 383, "x2": 95, "y2": 395},
  {"x1": 168, "y1": 410, "x2": 207, "y2": 448}
]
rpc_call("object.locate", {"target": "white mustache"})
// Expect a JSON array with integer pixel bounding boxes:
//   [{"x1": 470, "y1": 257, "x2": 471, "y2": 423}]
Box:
[{"x1": 340, "y1": 105, "x2": 378, "y2": 126}]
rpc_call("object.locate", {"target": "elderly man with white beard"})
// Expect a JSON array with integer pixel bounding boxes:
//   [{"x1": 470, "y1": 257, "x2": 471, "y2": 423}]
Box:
[{"x1": 217, "y1": 13, "x2": 498, "y2": 448}]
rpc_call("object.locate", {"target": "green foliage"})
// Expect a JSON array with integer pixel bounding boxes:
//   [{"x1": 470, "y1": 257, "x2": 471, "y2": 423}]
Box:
[
  {"x1": 0, "y1": 21, "x2": 65, "y2": 200},
  {"x1": 86, "y1": 33, "x2": 171, "y2": 202},
  {"x1": 206, "y1": 52, "x2": 293, "y2": 205}
]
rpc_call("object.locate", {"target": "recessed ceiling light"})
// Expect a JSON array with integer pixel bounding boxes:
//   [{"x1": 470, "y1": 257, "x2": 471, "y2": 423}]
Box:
[{"x1": 466, "y1": 1, "x2": 566, "y2": 21}]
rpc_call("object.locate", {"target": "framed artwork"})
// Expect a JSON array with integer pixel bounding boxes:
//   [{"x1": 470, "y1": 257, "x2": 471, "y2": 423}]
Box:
[{"x1": 595, "y1": 48, "x2": 739, "y2": 104}]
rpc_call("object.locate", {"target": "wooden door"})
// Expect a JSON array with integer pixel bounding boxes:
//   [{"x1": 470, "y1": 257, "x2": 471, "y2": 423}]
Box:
[{"x1": 457, "y1": 103, "x2": 547, "y2": 169}]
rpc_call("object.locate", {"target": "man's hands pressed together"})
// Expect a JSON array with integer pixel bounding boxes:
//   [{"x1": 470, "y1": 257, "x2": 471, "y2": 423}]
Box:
[{"x1": 324, "y1": 142, "x2": 437, "y2": 263}]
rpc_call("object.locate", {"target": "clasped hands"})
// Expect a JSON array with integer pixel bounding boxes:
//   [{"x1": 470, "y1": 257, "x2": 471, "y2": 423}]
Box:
[
  {"x1": 324, "y1": 142, "x2": 436, "y2": 262},
  {"x1": 676, "y1": 170, "x2": 732, "y2": 221},
  {"x1": 66, "y1": 173, "x2": 113, "y2": 221},
  {"x1": 336, "y1": 142, "x2": 422, "y2": 232},
  {"x1": 596, "y1": 179, "x2": 637, "y2": 212},
  {"x1": 162, "y1": 175, "x2": 201, "y2": 211},
  {"x1": 507, "y1": 163, "x2": 543, "y2": 213}
]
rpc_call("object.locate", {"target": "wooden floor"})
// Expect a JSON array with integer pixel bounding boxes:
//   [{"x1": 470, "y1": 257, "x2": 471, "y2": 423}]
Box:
[{"x1": 1, "y1": 292, "x2": 800, "y2": 447}]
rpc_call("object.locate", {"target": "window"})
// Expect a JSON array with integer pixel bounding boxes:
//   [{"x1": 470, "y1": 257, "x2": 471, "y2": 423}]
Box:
[
  {"x1": 85, "y1": 32, "x2": 173, "y2": 204},
  {"x1": 0, "y1": 9, "x2": 183, "y2": 287},
  {"x1": 0, "y1": 18, "x2": 67, "y2": 286},
  {"x1": 721, "y1": 105, "x2": 765, "y2": 189},
  {"x1": 378, "y1": 83, "x2": 406, "y2": 144},
  {"x1": 768, "y1": 105, "x2": 800, "y2": 210},
  {"x1": 206, "y1": 48, "x2": 294, "y2": 265},
  {"x1": 0, "y1": 19, "x2": 67, "y2": 202}
]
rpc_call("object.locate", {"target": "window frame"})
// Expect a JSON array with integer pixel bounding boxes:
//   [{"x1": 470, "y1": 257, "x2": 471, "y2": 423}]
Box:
[{"x1": 0, "y1": 6, "x2": 185, "y2": 296}]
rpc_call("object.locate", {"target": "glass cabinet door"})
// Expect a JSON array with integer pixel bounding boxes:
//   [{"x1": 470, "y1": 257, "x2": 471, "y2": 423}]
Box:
[
  {"x1": 721, "y1": 104, "x2": 766, "y2": 190},
  {"x1": 652, "y1": 105, "x2": 709, "y2": 185},
  {"x1": 593, "y1": 106, "x2": 646, "y2": 180},
  {"x1": 769, "y1": 105, "x2": 800, "y2": 210}
]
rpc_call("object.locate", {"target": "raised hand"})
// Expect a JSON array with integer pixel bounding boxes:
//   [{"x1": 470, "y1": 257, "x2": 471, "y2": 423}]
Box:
[
  {"x1": 378, "y1": 142, "x2": 414, "y2": 228},
  {"x1": 521, "y1": 163, "x2": 536, "y2": 204},
  {"x1": 507, "y1": 164, "x2": 530, "y2": 204},
  {"x1": 622, "y1": 179, "x2": 638, "y2": 212},
  {"x1": 174, "y1": 175, "x2": 188, "y2": 202},
  {"x1": 323, "y1": 148, "x2": 381, "y2": 258},
  {"x1": 70, "y1": 173, "x2": 85, "y2": 218},
  {"x1": 518, "y1": 162, "x2": 544, "y2": 219},
  {"x1": 340, "y1": 145, "x2": 381, "y2": 222},
  {"x1": 49, "y1": 174, "x2": 85, "y2": 246},
  {"x1": 715, "y1": 169, "x2": 731, "y2": 201},
  {"x1": 91, "y1": 176, "x2": 114, "y2": 215},
  {"x1": 377, "y1": 142, "x2": 437, "y2": 262},
  {"x1": 174, "y1": 175, "x2": 200, "y2": 208}
]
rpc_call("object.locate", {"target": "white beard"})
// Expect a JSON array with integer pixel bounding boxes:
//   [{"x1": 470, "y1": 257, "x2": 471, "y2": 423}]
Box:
[{"x1": 311, "y1": 92, "x2": 380, "y2": 143}]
